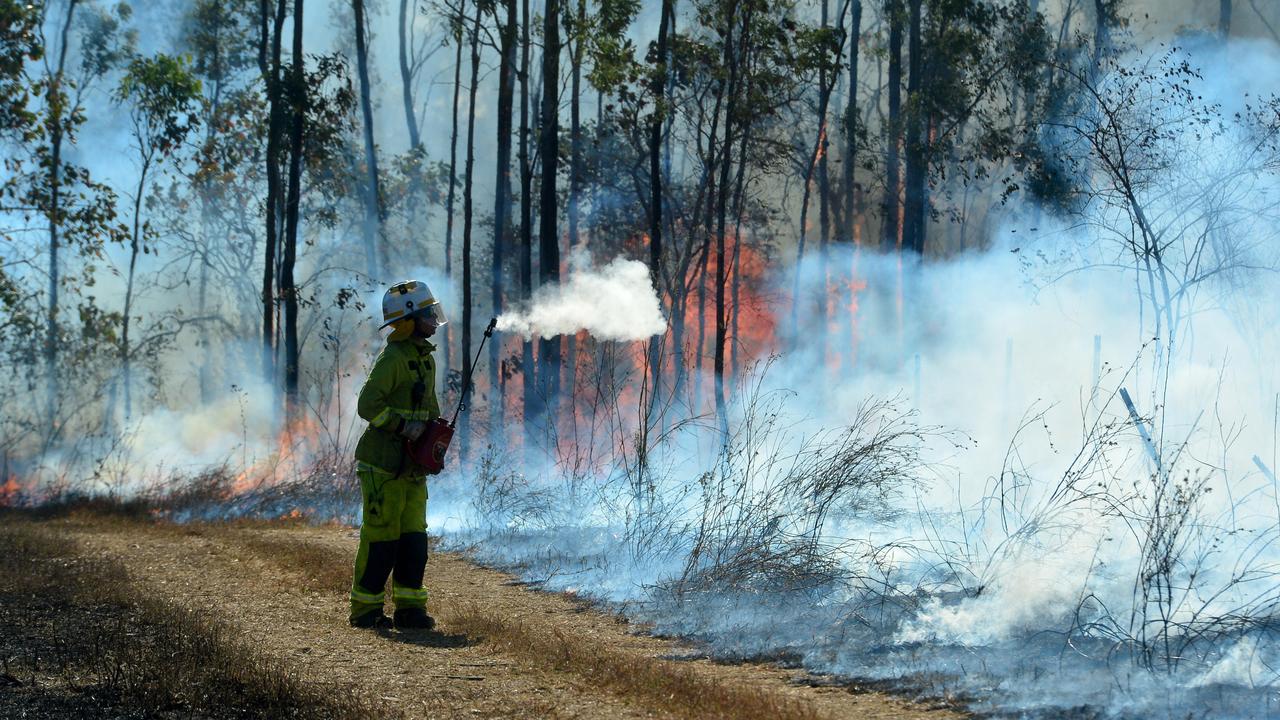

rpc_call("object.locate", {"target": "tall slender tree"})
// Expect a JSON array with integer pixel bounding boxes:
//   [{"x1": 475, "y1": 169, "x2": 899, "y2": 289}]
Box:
[
  {"x1": 442, "y1": 0, "x2": 468, "y2": 384},
  {"x1": 538, "y1": 0, "x2": 563, "y2": 432},
  {"x1": 491, "y1": 0, "x2": 517, "y2": 431},
  {"x1": 459, "y1": 1, "x2": 481, "y2": 459},
  {"x1": 712, "y1": 0, "x2": 747, "y2": 436},
  {"x1": 353, "y1": 0, "x2": 384, "y2": 279},
  {"x1": 399, "y1": 0, "x2": 422, "y2": 150},
  {"x1": 259, "y1": 0, "x2": 286, "y2": 386},
  {"x1": 647, "y1": 0, "x2": 674, "y2": 404},
  {"x1": 281, "y1": 0, "x2": 305, "y2": 418},
  {"x1": 880, "y1": 0, "x2": 902, "y2": 255},
  {"x1": 114, "y1": 54, "x2": 202, "y2": 418},
  {"x1": 519, "y1": 0, "x2": 537, "y2": 451},
  {"x1": 840, "y1": 0, "x2": 862, "y2": 366},
  {"x1": 42, "y1": 0, "x2": 80, "y2": 426},
  {"x1": 901, "y1": 0, "x2": 924, "y2": 256}
]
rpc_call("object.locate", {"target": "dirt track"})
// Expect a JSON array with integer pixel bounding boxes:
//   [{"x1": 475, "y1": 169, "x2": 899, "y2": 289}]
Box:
[{"x1": 8, "y1": 515, "x2": 962, "y2": 719}]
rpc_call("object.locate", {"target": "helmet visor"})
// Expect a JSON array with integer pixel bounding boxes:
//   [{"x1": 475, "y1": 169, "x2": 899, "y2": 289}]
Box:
[{"x1": 420, "y1": 302, "x2": 447, "y2": 327}]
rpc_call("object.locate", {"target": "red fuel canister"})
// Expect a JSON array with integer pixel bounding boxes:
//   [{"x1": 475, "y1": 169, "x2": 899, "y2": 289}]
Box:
[{"x1": 407, "y1": 418, "x2": 454, "y2": 475}]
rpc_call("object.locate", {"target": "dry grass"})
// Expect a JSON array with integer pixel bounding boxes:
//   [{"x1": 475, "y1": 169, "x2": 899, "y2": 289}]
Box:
[
  {"x1": 235, "y1": 529, "x2": 356, "y2": 593},
  {"x1": 0, "y1": 518, "x2": 400, "y2": 720},
  {"x1": 449, "y1": 602, "x2": 823, "y2": 720},
  {"x1": 234, "y1": 528, "x2": 827, "y2": 720}
]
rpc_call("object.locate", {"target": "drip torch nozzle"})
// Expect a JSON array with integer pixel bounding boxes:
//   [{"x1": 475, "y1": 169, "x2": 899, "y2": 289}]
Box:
[{"x1": 449, "y1": 317, "x2": 499, "y2": 428}]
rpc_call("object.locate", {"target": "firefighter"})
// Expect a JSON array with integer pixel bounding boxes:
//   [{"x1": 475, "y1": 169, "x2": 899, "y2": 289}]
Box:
[{"x1": 349, "y1": 280, "x2": 447, "y2": 630}]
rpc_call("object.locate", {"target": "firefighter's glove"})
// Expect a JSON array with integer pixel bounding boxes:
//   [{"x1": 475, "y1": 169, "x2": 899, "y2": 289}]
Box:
[{"x1": 400, "y1": 420, "x2": 428, "y2": 442}]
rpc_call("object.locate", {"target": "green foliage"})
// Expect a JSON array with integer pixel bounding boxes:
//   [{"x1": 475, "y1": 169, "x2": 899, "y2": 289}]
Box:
[
  {"x1": 182, "y1": 0, "x2": 258, "y2": 85},
  {"x1": 582, "y1": 0, "x2": 642, "y2": 92},
  {"x1": 0, "y1": 0, "x2": 42, "y2": 138},
  {"x1": 77, "y1": 2, "x2": 137, "y2": 81},
  {"x1": 116, "y1": 53, "x2": 203, "y2": 158}
]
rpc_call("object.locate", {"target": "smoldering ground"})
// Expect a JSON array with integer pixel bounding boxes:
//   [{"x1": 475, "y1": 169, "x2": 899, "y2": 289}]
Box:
[{"x1": 431, "y1": 40, "x2": 1280, "y2": 720}]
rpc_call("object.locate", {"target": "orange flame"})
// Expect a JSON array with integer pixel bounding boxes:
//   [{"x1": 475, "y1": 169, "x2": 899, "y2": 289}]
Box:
[{"x1": 0, "y1": 475, "x2": 21, "y2": 506}]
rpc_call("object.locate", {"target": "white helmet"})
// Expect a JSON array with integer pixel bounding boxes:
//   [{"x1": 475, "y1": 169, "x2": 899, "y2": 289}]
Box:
[{"x1": 380, "y1": 280, "x2": 447, "y2": 328}]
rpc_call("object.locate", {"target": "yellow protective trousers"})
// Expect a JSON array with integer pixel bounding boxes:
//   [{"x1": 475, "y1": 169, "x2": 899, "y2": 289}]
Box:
[{"x1": 349, "y1": 464, "x2": 429, "y2": 620}]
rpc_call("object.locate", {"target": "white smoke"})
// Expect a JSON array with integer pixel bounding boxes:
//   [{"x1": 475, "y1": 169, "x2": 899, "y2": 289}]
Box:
[{"x1": 495, "y1": 253, "x2": 667, "y2": 341}]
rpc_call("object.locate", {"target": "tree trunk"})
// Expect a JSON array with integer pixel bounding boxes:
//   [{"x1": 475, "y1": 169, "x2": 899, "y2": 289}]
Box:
[
  {"x1": 902, "y1": 0, "x2": 925, "y2": 257},
  {"x1": 647, "y1": 0, "x2": 674, "y2": 407},
  {"x1": 841, "y1": 0, "x2": 861, "y2": 370},
  {"x1": 353, "y1": 0, "x2": 384, "y2": 279},
  {"x1": 538, "y1": 0, "x2": 562, "y2": 434},
  {"x1": 1091, "y1": 0, "x2": 1110, "y2": 72},
  {"x1": 282, "y1": 0, "x2": 306, "y2": 420},
  {"x1": 197, "y1": 46, "x2": 227, "y2": 407},
  {"x1": 568, "y1": 0, "x2": 584, "y2": 252},
  {"x1": 1220, "y1": 0, "x2": 1232, "y2": 39},
  {"x1": 491, "y1": 0, "x2": 517, "y2": 436},
  {"x1": 728, "y1": 120, "x2": 751, "y2": 389},
  {"x1": 443, "y1": 0, "x2": 467, "y2": 387},
  {"x1": 713, "y1": 5, "x2": 746, "y2": 437},
  {"x1": 460, "y1": 4, "x2": 482, "y2": 460},
  {"x1": 399, "y1": 0, "x2": 422, "y2": 150},
  {"x1": 44, "y1": 0, "x2": 78, "y2": 430},
  {"x1": 122, "y1": 157, "x2": 150, "y2": 419},
  {"x1": 262, "y1": 0, "x2": 286, "y2": 388},
  {"x1": 519, "y1": 0, "x2": 536, "y2": 455},
  {"x1": 881, "y1": 0, "x2": 901, "y2": 254},
  {"x1": 791, "y1": 9, "x2": 839, "y2": 347},
  {"x1": 399, "y1": 0, "x2": 429, "y2": 248},
  {"x1": 816, "y1": 0, "x2": 832, "y2": 365},
  {"x1": 565, "y1": 0, "x2": 585, "y2": 429}
]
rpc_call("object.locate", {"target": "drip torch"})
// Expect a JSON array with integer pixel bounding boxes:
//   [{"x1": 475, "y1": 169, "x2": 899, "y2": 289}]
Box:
[{"x1": 406, "y1": 317, "x2": 497, "y2": 474}]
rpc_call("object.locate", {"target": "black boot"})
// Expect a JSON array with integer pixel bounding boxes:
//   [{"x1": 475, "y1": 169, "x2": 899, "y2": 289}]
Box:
[
  {"x1": 350, "y1": 608, "x2": 392, "y2": 629},
  {"x1": 394, "y1": 607, "x2": 436, "y2": 630}
]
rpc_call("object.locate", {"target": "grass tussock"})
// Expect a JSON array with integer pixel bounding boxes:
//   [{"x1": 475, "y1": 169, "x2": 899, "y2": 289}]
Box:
[{"x1": 0, "y1": 519, "x2": 399, "y2": 720}]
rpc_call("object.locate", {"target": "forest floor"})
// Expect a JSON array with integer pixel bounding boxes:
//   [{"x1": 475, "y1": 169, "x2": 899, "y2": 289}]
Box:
[{"x1": 0, "y1": 511, "x2": 964, "y2": 719}]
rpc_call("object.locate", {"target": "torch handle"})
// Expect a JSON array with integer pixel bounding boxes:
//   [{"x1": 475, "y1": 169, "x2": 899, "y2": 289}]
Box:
[{"x1": 449, "y1": 317, "x2": 498, "y2": 428}]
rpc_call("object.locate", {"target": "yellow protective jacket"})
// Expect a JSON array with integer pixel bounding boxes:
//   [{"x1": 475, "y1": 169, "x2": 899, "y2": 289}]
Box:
[{"x1": 354, "y1": 337, "x2": 441, "y2": 476}]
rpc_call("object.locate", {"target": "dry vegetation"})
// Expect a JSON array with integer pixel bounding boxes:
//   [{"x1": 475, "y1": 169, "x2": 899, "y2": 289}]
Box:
[
  {"x1": 228, "y1": 529, "x2": 827, "y2": 720},
  {"x1": 0, "y1": 509, "x2": 963, "y2": 720},
  {"x1": 0, "y1": 515, "x2": 397, "y2": 720}
]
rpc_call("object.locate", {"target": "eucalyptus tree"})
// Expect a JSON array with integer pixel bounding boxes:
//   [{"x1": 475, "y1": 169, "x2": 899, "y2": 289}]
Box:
[
  {"x1": 22, "y1": 0, "x2": 133, "y2": 440},
  {"x1": 112, "y1": 52, "x2": 202, "y2": 419}
]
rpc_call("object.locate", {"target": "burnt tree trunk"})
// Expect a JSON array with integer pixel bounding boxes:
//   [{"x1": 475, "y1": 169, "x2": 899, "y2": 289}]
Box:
[
  {"x1": 902, "y1": 0, "x2": 925, "y2": 257},
  {"x1": 565, "y1": 0, "x2": 586, "y2": 424},
  {"x1": 442, "y1": 0, "x2": 468, "y2": 385},
  {"x1": 460, "y1": 3, "x2": 482, "y2": 460},
  {"x1": 491, "y1": 0, "x2": 517, "y2": 433},
  {"x1": 261, "y1": 0, "x2": 286, "y2": 388},
  {"x1": 519, "y1": 0, "x2": 536, "y2": 453},
  {"x1": 537, "y1": 0, "x2": 563, "y2": 434},
  {"x1": 647, "y1": 0, "x2": 674, "y2": 406},
  {"x1": 282, "y1": 0, "x2": 306, "y2": 420},
  {"x1": 880, "y1": 0, "x2": 901, "y2": 254},
  {"x1": 816, "y1": 0, "x2": 833, "y2": 364},
  {"x1": 841, "y1": 0, "x2": 862, "y2": 367}
]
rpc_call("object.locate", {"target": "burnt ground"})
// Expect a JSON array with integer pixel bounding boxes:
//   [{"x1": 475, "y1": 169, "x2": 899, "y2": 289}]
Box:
[{"x1": 0, "y1": 513, "x2": 964, "y2": 719}]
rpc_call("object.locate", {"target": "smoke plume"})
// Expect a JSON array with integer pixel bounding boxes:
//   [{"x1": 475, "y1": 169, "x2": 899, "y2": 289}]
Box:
[{"x1": 496, "y1": 255, "x2": 667, "y2": 340}]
